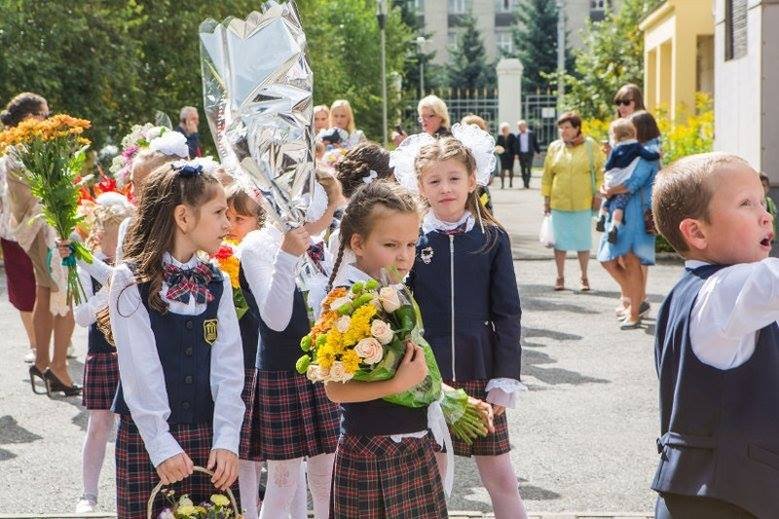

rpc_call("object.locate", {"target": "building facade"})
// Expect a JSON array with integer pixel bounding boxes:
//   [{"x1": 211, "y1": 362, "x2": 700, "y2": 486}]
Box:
[{"x1": 713, "y1": 0, "x2": 779, "y2": 176}]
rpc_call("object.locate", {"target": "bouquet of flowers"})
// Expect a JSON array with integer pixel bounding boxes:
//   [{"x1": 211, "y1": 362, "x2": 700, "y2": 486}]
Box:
[
  {"x1": 0, "y1": 114, "x2": 94, "y2": 304},
  {"x1": 109, "y1": 123, "x2": 170, "y2": 188},
  {"x1": 297, "y1": 278, "x2": 489, "y2": 443},
  {"x1": 213, "y1": 241, "x2": 249, "y2": 319},
  {"x1": 321, "y1": 147, "x2": 348, "y2": 170},
  {"x1": 158, "y1": 490, "x2": 238, "y2": 519}
]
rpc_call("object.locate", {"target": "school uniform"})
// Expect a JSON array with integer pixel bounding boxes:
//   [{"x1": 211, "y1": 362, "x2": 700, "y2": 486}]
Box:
[
  {"x1": 236, "y1": 262, "x2": 261, "y2": 462},
  {"x1": 653, "y1": 260, "x2": 779, "y2": 518},
  {"x1": 74, "y1": 253, "x2": 118, "y2": 410},
  {"x1": 108, "y1": 253, "x2": 244, "y2": 518},
  {"x1": 408, "y1": 211, "x2": 523, "y2": 457},
  {"x1": 328, "y1": 264, "x2": 448, "y2": 519},
  {"x1": 240, "y1": 227, "x2": 339, "y2": 462}
]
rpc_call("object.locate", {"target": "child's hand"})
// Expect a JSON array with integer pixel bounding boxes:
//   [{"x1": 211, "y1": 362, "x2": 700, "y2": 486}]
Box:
[
  {"x1": 281, "y1": 227, "x2": 310, "y2": 257},
  {"x1": 155, "y1": 452, "x2": 194, "y2": 485},
  {"x1": 393, "y1": 341, "x2": 428, "y2": 393},
  {"x1": 492, "y1": 404, "x2": 506, "y2": 416},
  {"x1": 56, "y1": 239, "x2": 71, "y2": 259},
  {"x1": 469, "y1": 396, "x2": 496, "y2": 434},
  {"x1": 207, "y1": 448, "x2": 238, "y2": 491}
]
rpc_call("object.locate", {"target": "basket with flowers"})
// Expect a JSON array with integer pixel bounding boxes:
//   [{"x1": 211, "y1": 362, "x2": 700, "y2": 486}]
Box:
[
  {"x1": 297, "y1": 278, "x2": 489, "y2": 443},
  {"x1": 151, "y1": 467, "x2": 239, "y2": 518}
]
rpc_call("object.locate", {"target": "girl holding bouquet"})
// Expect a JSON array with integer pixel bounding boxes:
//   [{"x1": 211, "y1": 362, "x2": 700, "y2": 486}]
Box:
[
  {"x1": 406, "y1": 136, "x2": 528, "y2": 518},
  {"x1": 108, "y1": 161, "x2": 244, "y2": 517},
  {"x1": 240, "y1": 179, "x2": 340, "y2": 519}
]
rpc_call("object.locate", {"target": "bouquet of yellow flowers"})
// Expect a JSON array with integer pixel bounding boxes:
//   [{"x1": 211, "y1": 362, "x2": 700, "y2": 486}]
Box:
[
  {"x1": 213, "y1": 241, "x2": 249, "y2": 319},
  {"x1": 297, "y1": 278, "x2": 489, "y2": 443},
  {"x1": 0, "y1": 114, "x2": 93, "y2": 304}
]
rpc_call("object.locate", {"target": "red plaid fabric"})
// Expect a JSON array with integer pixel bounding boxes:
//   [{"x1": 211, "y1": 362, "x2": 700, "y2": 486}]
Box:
[
  {"x1": 82, "y1": 352, "x2": 119, "y2": 410},
  {"x1": 246, "y1": 370, "x2": 339, "y2": 460},
  {"x1": 444, "y1": 379, "x2": 511, "y2": 457},
  {"x1": 239, "y1": 368, "x2": 260, "y2": 461},
  {"x1": 115, "y1": 417, "x2": 240, "y2": 518},
  {"x1": 163, "y1": 261, "x2": 215, "y2": 305},
  {"x1": 330, "y1": 434, "x2": 448, "y2": 519}
]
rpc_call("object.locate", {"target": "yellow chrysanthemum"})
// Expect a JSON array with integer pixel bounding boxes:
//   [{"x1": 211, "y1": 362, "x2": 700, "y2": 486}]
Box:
[
  {"x1": 324, "y1": 328, "x2": 344, "y2": 356},
  {"x1": 210, "y1": 494, "x2": 230, "y2": 507},
  {"x1": 341, "y1": 349, "x2": 361, "y2": 374},
  {"x1": 342, "y1": 304, "x2": 377, "y2": 346}
]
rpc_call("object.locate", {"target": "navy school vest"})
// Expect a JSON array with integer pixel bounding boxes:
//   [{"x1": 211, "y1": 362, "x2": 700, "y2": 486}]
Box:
[
  {"x1": 237, "y1": 266, "x2": 260, "y2": 371},
  {"x1": 653, "y1": 263, "x2": 779, "y2": 517},
  {"x1": 240, "y1": 267, "x2": 310, "y2": 371},
  {"x1": 112, "y1": 269, "x2": 224, "y2": 425},
  {"x1": 87, "y1": 277, "x2": 114, "y2": 354}
]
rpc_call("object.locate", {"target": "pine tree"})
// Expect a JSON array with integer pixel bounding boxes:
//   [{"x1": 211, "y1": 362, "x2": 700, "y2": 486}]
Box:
[
  {"x1": 511, "y1": 0, "x2": 572, "y2": 94},
  {"x1": 447, "y1": 14, "x2": 495, "y2": 90}
]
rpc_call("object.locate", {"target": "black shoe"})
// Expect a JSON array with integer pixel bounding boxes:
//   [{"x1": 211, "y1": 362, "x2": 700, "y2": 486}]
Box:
[
  {"x1": 595, "y1": 215, "x2": 606, "y2": 232},
  {"x1": 29, "y1": 365, "x2": 48, "y2": 395},
  {"x1": 44, "y1": 369, "x2": 82, "y2": 397},
  {"x1": 608, "y1": 226, "x2": 619, "y2": 244}
]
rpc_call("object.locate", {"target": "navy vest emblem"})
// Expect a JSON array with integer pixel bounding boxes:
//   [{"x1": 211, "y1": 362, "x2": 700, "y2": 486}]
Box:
[{"x1": 203, "y1": 319, "x2": 218, "y2": 345}]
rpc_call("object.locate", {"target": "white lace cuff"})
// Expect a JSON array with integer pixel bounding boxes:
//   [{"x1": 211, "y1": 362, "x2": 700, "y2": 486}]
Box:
[{"x1": 485, "y1": 378, "x2": 527, "y2": 409}]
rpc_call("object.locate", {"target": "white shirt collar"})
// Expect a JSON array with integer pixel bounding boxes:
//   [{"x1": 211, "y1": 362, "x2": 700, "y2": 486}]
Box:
[
  {"x1": 685, "y1": 259, "x2": 711, "y2": 269},
  {"x1": 163, "y1": 251, "x2": 199, "y2": 269},
  {"x1": 333, "y1": 263, "x2": 373, "y2": 288},
  {"x1": 422, "y1": 210, "x2": 474, "y2": 235}
]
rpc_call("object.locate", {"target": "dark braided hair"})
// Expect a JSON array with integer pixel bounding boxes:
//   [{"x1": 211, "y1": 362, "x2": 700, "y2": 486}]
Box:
[
  {"x1": 335, "y1": 141, "x2": 393, "y2": 198},
  {"x1": 326, "y1": 179, "x2": 419, "y2": 290}
]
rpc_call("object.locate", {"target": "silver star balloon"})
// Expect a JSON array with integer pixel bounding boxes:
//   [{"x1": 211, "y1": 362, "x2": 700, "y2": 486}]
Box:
[{"x1": 200, "y1": 0, "x2": 315, "y2": 230}]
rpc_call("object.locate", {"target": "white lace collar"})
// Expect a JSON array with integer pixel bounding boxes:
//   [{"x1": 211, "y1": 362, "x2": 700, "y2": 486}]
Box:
[{"x1": 422, "y1": 210, "x2": 474, "y2": 235}]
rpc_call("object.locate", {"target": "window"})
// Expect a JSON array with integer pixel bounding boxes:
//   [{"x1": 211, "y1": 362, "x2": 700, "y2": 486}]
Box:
[
  {"x1": 590, "y1": 0, "x2": 606, "y2": 9},
  {"x1": 448, "y1": 0, "x2": 472, "y2": 15},
  {"x1": 408, "y1": 0, "x2": 425, "y2": 13},
  {"x1": 725, "y1": 0, "x2": 748, "y2": 61},
  {"x1": 590, "y1": 0, "x2": 607, "y2": 21},
  {"x1": 496, "y1": 30, "x2": 514, "y2": 54},
  {"x1": 448, "y1": 29, "x2": 460, "y2": 50},
  {"x1": 495, "y1": 0, "x2": 518, "y2": 13}
]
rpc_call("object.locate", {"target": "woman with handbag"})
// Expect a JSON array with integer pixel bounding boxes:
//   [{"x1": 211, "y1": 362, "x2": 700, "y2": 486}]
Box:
[
  {"x1": 541, "y1": 112, "x2": 605, "y2": 291},
  {"x1": 597, "y1": 111, "x2": 662, "y2": 329}
]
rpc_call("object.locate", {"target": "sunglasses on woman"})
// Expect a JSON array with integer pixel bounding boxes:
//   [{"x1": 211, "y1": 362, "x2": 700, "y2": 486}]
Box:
[{"x1": 615, "y1": 99, "x2": 633, "y2": 107}]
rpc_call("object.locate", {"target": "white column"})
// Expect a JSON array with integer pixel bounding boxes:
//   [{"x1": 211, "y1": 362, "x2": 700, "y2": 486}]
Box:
[{"x1": 497, "y1": 58, "x2": 523, "y2": 127}]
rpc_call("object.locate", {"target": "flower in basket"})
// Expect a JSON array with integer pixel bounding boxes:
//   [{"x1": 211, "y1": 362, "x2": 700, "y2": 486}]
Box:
[
  {"x1": 212, "y1": 241, "x2": 249, "y2": 320},
  {"x1": 0, "y1": 113, "x2": 94, "y2": 304},
  {"x1": 159, "y1": 490, "x2": 237, "y2": 519},
  {"x1": 296, "y1": 276, "x2": 489, "y2": 443}
]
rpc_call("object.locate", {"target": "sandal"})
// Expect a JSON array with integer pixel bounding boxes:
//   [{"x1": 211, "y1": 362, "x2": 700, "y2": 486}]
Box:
[
  {"x1": 554, "y1": 277, "x2": 565, "y2": 291},
  {"x1": 580, "y1": 277, "x2": 591, "y2": 292}
]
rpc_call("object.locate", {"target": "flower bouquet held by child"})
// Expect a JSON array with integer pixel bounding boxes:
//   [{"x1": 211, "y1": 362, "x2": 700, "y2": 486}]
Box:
[
  {"x1": 297, "y1": 276, "x2": 489, "y2": 444},
  {"x1": 0, "y1": 113, "x2": 94, "y2": 303}
]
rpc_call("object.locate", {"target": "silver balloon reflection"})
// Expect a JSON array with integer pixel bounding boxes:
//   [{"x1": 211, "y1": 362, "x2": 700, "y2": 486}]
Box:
[{"x1": 199, "y1": 0, "x2": 315, "y2": 230}]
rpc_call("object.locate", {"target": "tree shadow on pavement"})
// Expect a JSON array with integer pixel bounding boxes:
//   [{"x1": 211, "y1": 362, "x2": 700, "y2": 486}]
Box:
[
  {"x1": 522, "y1": 349, "x2": 609, "y2": 386},
  {"x1": 518, "y1": 477, "x2": 562, "y2": 500},
  {"x1": 0, "y1": 415, "x2": 42, "y2": 463}
]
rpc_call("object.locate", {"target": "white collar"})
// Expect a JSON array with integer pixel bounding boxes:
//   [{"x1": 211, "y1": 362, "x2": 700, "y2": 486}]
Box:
[
  {"x1": 685, "y1": 259, "x2": 711, "y2": 269},
  {"x1": 163, "y1": 251, "x2": 199, "y2": 269},
  {"x1": 333, "y1": 263, "x2": 373, "y2": 288},
  {"x1": 422, "y1": 210, "x2": 474, "y2": 235}
]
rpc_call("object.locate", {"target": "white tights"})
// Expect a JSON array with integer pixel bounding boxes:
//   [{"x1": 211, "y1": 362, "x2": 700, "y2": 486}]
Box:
[
  {"x1": 436, "y1": 452, "x2": 527, "y2": 519},
  {"x1": 239, "y1": 460, "x2": 307, "y2": 519},
  {"x1": 257, "y1": 453, "x2": 334, "y2": 519},
  {"x1": 81, "y1": 410, "x2": 114, "y2": 501}
]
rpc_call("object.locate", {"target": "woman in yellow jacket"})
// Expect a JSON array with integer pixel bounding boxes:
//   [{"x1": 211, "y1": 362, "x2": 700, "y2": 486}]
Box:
[{"x1": 542, "y1": 112, "x2": 604, "y2": 291}]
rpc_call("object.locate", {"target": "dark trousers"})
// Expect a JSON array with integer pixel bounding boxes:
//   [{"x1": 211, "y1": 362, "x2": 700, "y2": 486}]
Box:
[
  {"x1": 518, "y1": 152, "x2": 534, "y2": 188},
  {"x1": 655, "y1": 493, "x2": 755, "y2": 519}
]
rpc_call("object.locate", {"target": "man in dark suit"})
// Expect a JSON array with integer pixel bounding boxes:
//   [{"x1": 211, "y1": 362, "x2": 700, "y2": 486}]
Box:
[{"x1": 515, "y1": 120, "x2": 540, "y2": 189}]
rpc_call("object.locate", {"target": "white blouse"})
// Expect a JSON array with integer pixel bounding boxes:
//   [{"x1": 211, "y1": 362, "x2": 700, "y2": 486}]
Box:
[
  {"x1": 74, "y1": 252, "x2": 109, "y2": 328},
  {"x1": 108, "y1": 252, "x2": 245, "y2": 467}
]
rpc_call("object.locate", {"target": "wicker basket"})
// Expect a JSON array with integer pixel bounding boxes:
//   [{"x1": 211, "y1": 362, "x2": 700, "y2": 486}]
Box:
[{"x1": 146, "y1": 466, "x2": 240, "y2": 519}]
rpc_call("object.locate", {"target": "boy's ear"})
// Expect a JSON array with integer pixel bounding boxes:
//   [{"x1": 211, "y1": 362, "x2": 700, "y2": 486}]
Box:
[{"x1": 679, "y1": 218, "x2": 707, "y2": 251}]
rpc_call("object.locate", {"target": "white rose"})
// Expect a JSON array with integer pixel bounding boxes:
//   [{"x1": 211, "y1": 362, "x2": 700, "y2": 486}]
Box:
[
  {"x1": 336, "y1": 315, "x2": 351, "y2": 333},
  {"x1": 371, "y1": 319, "x2": 394, "y2": 345},
  {"x1": 330, "y1": 296, "x2": 352, "y2": 312},
  {"x1": 378, "y1": 286, "x2": 402, "y2": 313},
  {"x1": 354, "y1": 337, "x2": 384, "y2": 365},
  {"x1": 329, "y1": 361, "x2": 353, "y2": 383},
  {"x1": 306, "y1": 364, "x2": 323, "y2": 382}
]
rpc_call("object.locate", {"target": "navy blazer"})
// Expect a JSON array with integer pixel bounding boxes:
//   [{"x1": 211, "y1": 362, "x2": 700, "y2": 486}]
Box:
[{"x1": 407, "y1": 224, "x2": 522, "y2": 382}]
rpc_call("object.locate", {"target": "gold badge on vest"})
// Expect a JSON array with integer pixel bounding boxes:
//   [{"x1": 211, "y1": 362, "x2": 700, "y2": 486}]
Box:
[{"x1": 203, "y1": 319, "x2": 218, "y2": 345}]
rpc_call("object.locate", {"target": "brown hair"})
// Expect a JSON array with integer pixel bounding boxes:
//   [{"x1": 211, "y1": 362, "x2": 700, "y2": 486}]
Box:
[
  {"x1": 556, "y1": 111, "x2": 582, "y2": 130},
  {"x1": 131, "y1": 150, "x2": 177, "y2": 196},
  {"x1": 613, "y1": 83, "x2": 646, "y2": 114},
  {"x1": 1, "y1": 92, "x2": 47, "y2": 127},
  {"x1": 226, "y1": 183, "x2": 265, "y2": 227},
  {"x1": 652, "y1": 152, "x2": 750, "y2": 254},
  {"x1": 122, "y1": 163, "x2": 222, "y2": 313},
  {"x1": 335, "y1": 142, "x2": 393, "y2": 198},
  {"x1": 629, "y1": 110, "x2": 661, "y2": 143},
  {"x1": 610, "y1": 118, "x2": 636, "y2": 142},
  {"x1": 327, "y1": 180, "x2": 419, "y2": 290},
  {"x1": 414, "y1": 137, "x2": 503, "y2": 234}
]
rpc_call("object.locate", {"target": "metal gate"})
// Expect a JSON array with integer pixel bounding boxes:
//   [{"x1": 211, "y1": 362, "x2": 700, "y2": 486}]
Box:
[
  {"x1": 522, "y1": 93, "x2": 558, "y2": 150},
  {"x1": 402, "y1": 88, "x2": 499, "y2": 135}
]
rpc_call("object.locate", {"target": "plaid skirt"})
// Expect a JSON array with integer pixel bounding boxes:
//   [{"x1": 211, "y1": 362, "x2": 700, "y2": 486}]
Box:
[
  {"x1": 239, "y1": 368, "x2": 259, "y2": 461},
  {"x1": 445, "y1": 379, "x2": 511, "y2": 457},
  {"x1": 82, "y1": 352, "x2": 119, "y2": 410},
  {"x1": 330, "y1": 434, "x2": 448, "y2": 519},
  {"x1": 246, "y1": 369, "x2": 339, "y2": 461},
  {"x1": 116, "y1": 417, "x2": 239, "y2": 518}
]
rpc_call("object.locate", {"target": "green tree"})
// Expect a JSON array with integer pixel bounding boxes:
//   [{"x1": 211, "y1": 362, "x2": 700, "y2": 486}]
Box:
[
  {"x1": 563, "y1": 0, "x2": 652, "y2": 119},
  {"x1": 447, "y1": 14, "x2": 494, "y2": 90},
  {"x1": 511, "y1": 0, "x2": 572, "y2": 94}
]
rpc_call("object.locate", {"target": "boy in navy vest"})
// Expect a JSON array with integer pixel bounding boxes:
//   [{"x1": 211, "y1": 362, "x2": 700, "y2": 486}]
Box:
[{"x1": 651, "y1": 152, "x2": 777, "y2": 518}]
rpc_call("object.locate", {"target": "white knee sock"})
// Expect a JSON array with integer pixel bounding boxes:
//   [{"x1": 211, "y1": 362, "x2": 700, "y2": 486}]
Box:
[
  {"x1": 306, "y1": 453, "x2": 335, "y2": 519},
  {"x1": 81, "y1": 410, "x2": 114, "y2": 500},
  {"x1": 239, "y1": 460, "x2": 261, "y2": 519},
  {"x1": 258, "y1": 458, "x2": 303, "y2": 519},
  {"x1": 474, "y1": 454, "x2": 528, "y2": 519}
]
